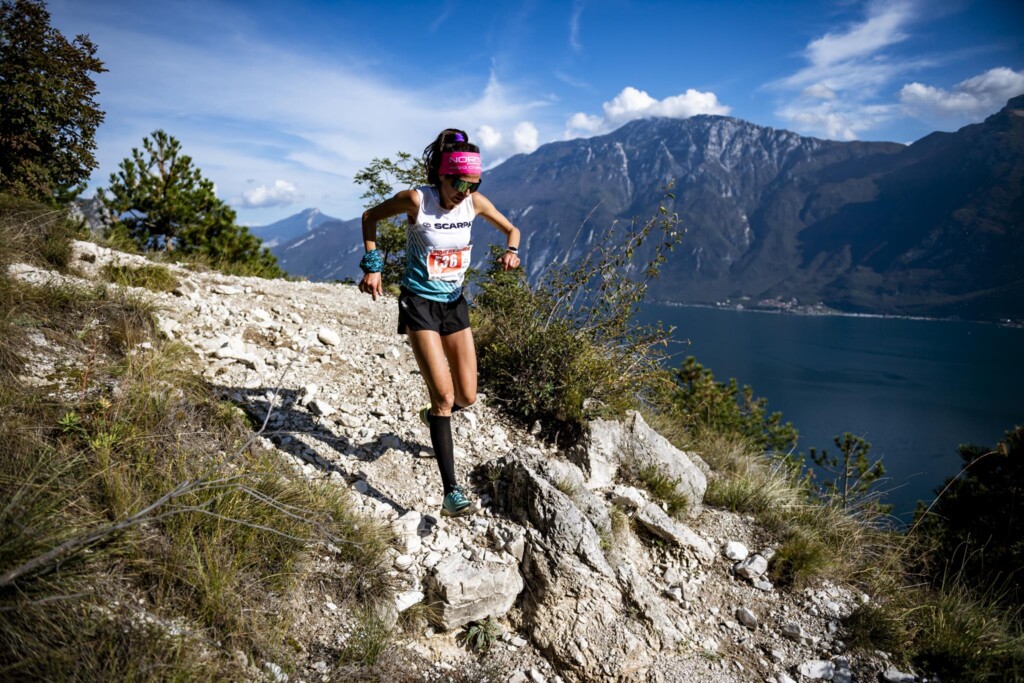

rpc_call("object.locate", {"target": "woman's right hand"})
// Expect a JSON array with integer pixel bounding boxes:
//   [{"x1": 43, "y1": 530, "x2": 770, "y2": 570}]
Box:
[{"x1": 359, "y1": 272, "x2": 383, "y2": 300}]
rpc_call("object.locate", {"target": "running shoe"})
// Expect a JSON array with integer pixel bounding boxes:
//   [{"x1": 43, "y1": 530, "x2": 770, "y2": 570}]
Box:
[
  {"x1": 441, "y1": 486, "x2": 474, "y2": 517},
  {"x1": 418, "y1": 405, "x2": 431, "y2": 426}
]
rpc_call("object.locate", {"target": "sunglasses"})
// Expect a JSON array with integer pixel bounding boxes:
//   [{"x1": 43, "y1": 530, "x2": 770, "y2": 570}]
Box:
[{"x1": 446, "y1": 176, "x2": 481, "y2": 194}]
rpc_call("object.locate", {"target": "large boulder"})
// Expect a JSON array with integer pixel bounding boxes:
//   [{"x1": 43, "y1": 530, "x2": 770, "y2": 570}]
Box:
[
  {"x1": 535, "y1": 458, "x2": 611, "y2": 537},
  {"x1": 493, "y1": 454, "x2": 684, "y2": 682},
  {"x1": 571, "y1": 411, "x2": 708, "y2": 517},
  {"x1": 424, "y1": 554, "x2": 523, "y2": 631}
]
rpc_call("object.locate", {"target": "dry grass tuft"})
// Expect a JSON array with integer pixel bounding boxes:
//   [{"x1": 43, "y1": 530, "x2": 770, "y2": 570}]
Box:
[{"x1": 0, "y1": 195, "x2": 396, "y2": 679}]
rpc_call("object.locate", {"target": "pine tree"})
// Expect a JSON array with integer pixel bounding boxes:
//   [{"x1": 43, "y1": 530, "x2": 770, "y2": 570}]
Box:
[
  {"x1": 0, "y1": 0, "x2": 106, "y2": 202},
  {"x1": 100, "y1": 130, "x2": 282, "y2": 277}
]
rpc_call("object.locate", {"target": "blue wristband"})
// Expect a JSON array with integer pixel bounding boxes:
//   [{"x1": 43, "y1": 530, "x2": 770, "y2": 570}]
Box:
[{"x1": 360, "y1": 249, "x2": 384, "y2": 274}]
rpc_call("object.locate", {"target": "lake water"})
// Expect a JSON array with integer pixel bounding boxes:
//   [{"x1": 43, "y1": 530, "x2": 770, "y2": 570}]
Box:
[{"x1": 634, "y1": 304, "x2": 1024, "y2": 521}]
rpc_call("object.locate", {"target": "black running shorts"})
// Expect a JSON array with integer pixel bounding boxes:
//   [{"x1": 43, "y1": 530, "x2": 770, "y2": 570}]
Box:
[{"x1": 397, "y1": 287, "x2": 471, "y2": 336}]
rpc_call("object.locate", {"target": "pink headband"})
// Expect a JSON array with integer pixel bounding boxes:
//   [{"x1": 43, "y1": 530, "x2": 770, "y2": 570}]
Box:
[{"x1": 439, "y1": 151, "x2": 482, "y2": 176}]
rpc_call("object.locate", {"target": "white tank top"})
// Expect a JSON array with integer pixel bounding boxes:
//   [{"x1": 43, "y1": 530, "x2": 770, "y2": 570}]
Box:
[{"x1": 402, "y1": 186, "x2": 476, "y2": 302}]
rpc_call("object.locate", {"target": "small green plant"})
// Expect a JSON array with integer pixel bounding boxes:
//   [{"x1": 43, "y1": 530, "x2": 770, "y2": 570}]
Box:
[
  {"x1": 621, "y1": 461, "x2": 689, "y2": 518},
  {"x1": 844, "y1": 601, "x2": 913, "y2": 658},
  {"x1": 338, "y1": 607, "x2": 392, "y2": 666},
  {"x1": 809, "y1": 432, "x2": 890, "y2": 512},
  {"x1": 553, "y1": 475, "x2": 581, "y2": 498},
  {"x1": 769, "y1": 528, "x2": 830, "y2": 588},
  {"x1": 461, "y1": 617, "x2": 502, "y2": 652},
  {"x1": 602, "y1": 503, "x2": 632, "y2": 557},
  {"x1": 100, "y1": 263, "x2": 180, "y2": 292},
  {"x1": 57, "y1": 410, "x2": 84, "y2": 436}
]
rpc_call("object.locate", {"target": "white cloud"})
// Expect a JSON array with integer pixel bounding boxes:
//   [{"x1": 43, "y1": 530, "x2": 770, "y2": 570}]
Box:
[
  {"x1": 899, "y1": 67, "x2": 1024, "y2": 121},
  {"x1": 472, "y1": 121, "x2": 540, "y2": 162},
  {"x1": 776, "y1": 1, "x2": 917, "y2": 93},
  {"x1": 566, "y1": 112, "x2": 603, "y2": 135},
  {"x1": 805, "y1": 1, "x2": 912, "y2": 68},
  {"x1": 512, "y1": 122, "x2": 539, "y2": 154},
  {"x1": 769, "y1": 0, "x2": 922, "y2": 139},
  {"x1": 239, "y1": 180, "x2": 302, "y2": 208},
  {"x1": 569, "y1": 0, "x2": 584, "y2": 53},
  {"x1": 49, "y1": 3, "x2": 554, "y2": 223},
  {"x1": 776, "y1": 102, "x2": 895, "y2": 141},
  {"x1": 565, "y1": 86, "x2": 730, "y2": 138},
  {"x1": 803, "y1": 83, "x2": 838, "y2": 100},
  {"x1": 475, "y1": 125, "x2": 503, "y2": 151}
]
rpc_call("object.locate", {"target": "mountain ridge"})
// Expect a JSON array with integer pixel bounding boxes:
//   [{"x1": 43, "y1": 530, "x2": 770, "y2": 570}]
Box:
[{"x1": 263, "y1": 96, "x2": 1024, "y2": 321}]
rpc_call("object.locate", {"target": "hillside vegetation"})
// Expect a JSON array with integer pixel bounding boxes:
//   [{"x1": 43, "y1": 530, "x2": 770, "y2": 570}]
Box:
[{"x1": 1, "y1": 193, "x2": 1022, "y2": 681}]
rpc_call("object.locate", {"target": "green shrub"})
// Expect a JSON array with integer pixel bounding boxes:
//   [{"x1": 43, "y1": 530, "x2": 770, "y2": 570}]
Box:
[
  {"x1": 656, "y1": 356, "x2": 798, "y2": 456},
  {"x1": 912, "y1": 579, "x2": 1024, "y2": 682},
  {"x1": 0, "y1": 193, "x2": 82, "y2": 271},
  {"x1": 912, "y1": 426, "x2": 1024, "y2": 610},
  {"x1": 809, "y1": 432, "x2": 891, "y2": 513},
  {"x1": 472, "y1": 188, "x2": 681, "y2": 436},
  {"x1": 844, "y1": 601, "x2": 914, "y2": 658},
  {"x1": 846, "y1": 580, "x2": 1024, "y2": 682}
]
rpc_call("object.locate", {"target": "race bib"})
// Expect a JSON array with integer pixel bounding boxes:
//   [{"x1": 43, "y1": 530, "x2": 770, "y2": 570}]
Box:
[{"x1": 426, "y1": 245, "x2": 472, "y2": 281}]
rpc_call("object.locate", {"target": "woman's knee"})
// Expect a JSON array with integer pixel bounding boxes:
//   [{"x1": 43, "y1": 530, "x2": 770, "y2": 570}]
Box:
[
  {"x1": 456, "y1": 390, "x2": 477, "y2": 408},
  {"x1": 433, "y1": 391, "x2": 456, "y2": 414}
]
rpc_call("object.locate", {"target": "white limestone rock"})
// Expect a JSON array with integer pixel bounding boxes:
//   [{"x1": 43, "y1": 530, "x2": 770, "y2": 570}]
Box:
[
  {"x1": 308, "y1": 399, "x2": 336, "y2": 417},
  {"x1": 392, "y1": 511, "x2": 423, "y2": 555},
  {"x1": 798, "y1": 660, "x2": 835, "y2": 680},
  {"x1": 263, "y1": 662, "x2": 288, "y2": 682},
  {"x1": 611, "y1": 485, "x2": 647, "y2": 510},
  {"x1": 424, "y1": 554, "x2": 524, "y2": 631},
  {"x1": 634, "y1": 503, "x2": 715, "y2": 562},
  {"x1": 735, "y1": 553, "x2": 769, "y2": 580},
  {"x1": 572, "y1": 412, "x2": 707, "y2": 515},
  {"x1": 317, "y1": 327, "x2": 341, "y2": 346},
  {"x1": 724, "y1": 540, "x2": 748, "y2": 561},
  {"x1": 395, "y1": 590, "x2": 424, "y2": 613},
  {"x1": 882, "y1": 666, "x2": 917, "y2": 682},
  {"x1": 736, "y1": 606, "x2": 758, "y2": 629},
  {"x1": 299, "y1": 383, "x2": 318, "y2": 406}
]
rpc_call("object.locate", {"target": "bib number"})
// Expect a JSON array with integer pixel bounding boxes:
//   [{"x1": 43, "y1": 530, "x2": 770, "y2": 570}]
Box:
[{"x1": 426, "y1": 245, "x2": 472, "y2": 281}]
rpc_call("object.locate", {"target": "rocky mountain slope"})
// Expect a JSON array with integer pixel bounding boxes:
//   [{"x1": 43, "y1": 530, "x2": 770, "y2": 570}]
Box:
[
  {"x1": 268, "y1": 95, "x2": 1024, "y2": 321},
  {"x1": 11, "y1": 241, "x2": 925, "y2": 682}
]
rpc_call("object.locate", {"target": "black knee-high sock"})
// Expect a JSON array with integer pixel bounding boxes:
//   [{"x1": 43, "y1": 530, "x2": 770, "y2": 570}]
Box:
[{"x1": 428, "y1": 414, "x2": 458, "y2": 495}]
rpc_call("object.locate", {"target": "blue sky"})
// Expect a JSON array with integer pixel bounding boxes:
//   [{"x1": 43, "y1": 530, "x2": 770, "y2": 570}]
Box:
[{"x1": 49, "y1": 0, "x2": 1024, "y2": 225}]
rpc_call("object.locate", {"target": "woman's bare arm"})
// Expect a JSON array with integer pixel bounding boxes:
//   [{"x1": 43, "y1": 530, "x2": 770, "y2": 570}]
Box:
[{"x1": 473, "y1": 192, "x2": 521, "y2": 271}]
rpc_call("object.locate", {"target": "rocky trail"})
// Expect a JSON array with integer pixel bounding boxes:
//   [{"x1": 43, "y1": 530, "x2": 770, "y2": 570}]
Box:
[{"x1": 8, "y1": 241, "x2": 920, "y2": 683}]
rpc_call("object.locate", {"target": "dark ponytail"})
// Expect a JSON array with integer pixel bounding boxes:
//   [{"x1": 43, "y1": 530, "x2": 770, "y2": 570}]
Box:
[{"x1": 422, "y1": 128, "x2": 480, "y2": 187}]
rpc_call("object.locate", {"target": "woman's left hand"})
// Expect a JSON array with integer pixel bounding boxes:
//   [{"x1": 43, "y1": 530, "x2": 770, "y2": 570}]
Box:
[{"x1": 499, "y1": 250, "x2": 520, "y2": 271}]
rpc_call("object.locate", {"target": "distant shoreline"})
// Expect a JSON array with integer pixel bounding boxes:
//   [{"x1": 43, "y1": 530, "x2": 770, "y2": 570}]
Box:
[{"x1": 644, "y1": 299, "x2": 1024, "y2": 329}]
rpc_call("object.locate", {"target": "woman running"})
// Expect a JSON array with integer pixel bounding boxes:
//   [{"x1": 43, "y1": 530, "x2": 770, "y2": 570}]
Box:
[{"x1": 357, "y1": 128, "x2": 521, "y2": 516}]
